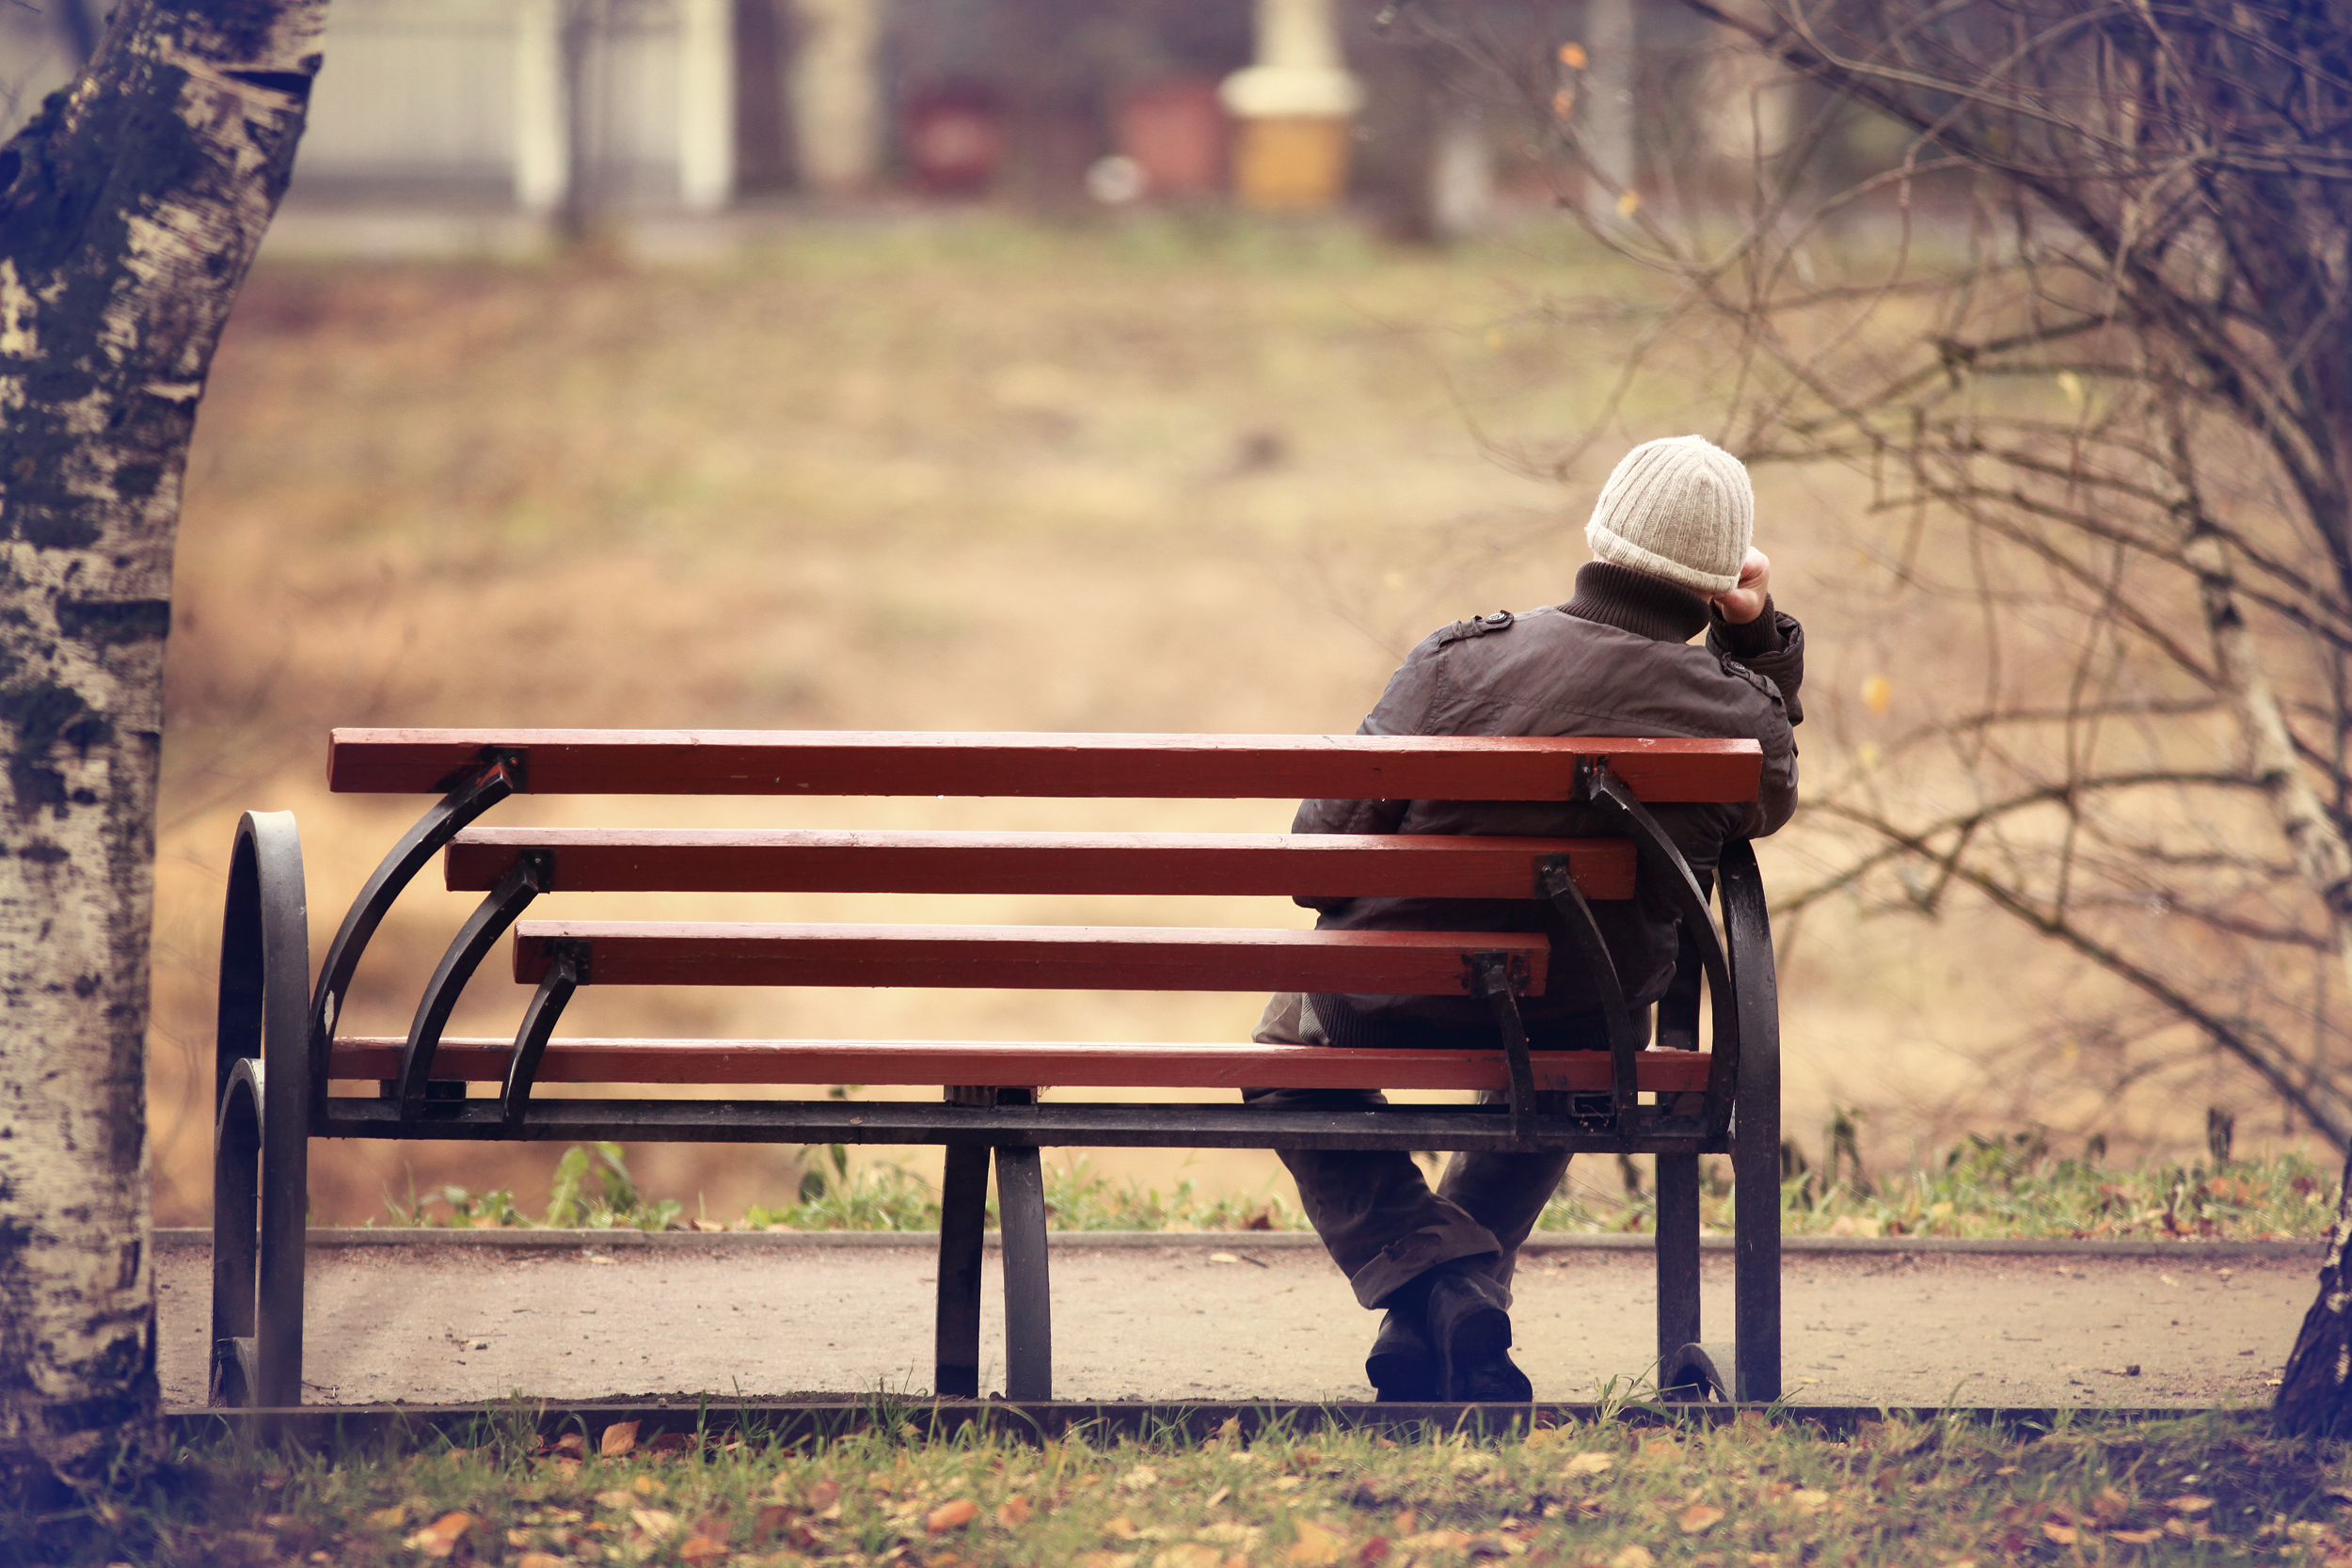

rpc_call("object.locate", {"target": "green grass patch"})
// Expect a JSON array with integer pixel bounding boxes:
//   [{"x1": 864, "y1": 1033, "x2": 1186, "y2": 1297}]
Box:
[
  {"x1": 15, "y1": 1409, "x2": 2352, "y2": 1566},
  {"x1": 384, "y1": 1135, "x2": 2337, "y2": 1243}
]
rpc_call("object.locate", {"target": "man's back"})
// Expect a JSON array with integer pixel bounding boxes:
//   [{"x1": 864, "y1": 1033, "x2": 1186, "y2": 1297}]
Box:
[{"x1": 1293, "y1": 561, "x2": 1804, "y2": 1038}]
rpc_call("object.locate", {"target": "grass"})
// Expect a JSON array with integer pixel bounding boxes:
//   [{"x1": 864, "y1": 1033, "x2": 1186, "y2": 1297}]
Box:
[
  {"x1": 383, "y1": 1133, "x2": 2338, "y2": 1243},
  {"x1": 17, "y1": 1407, "x2": 2352, "y2": 1567}
]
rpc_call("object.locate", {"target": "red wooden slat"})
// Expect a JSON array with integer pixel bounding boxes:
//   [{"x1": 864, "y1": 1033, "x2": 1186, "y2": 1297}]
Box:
[
  {"x1": 331, "y1": 729, "x2": 1761, "y2": 803},
  {"x1": 326, "y1": 1037, "x2": 1711, "y2": 1094},
  {"x1": 446, "y1": 828, "x2": 1638, "y2": 901},
  {"x1": 512, "y1": 921, "x2": 1550, "y2": 995}
]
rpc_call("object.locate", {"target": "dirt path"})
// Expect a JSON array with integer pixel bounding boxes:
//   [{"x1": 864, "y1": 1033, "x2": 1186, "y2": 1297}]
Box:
[{"x1": 160, "y1": 1235, "x2": 2315, "y2": 1409}]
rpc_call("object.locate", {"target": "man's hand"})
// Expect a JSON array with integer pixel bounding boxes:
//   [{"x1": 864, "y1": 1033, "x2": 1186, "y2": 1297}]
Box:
[{"x1": 1712, "y1": 546, "x2": 1772, "y2": 625}]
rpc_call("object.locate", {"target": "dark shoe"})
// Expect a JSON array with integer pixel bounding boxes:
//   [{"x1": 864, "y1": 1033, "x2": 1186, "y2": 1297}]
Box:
[
  {"x1": 1365, "y1": 1308, "x2": 1439, "y2": 1402},
  {"x1": 1426, "y1": 1269, "x2": 1534, "y2": 1402}
]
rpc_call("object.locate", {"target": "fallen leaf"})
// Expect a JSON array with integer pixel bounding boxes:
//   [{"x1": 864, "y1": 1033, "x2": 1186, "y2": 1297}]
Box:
[
  {"x1": 601, "y1": 1420, "x2": 640, "y2": 1458},
  {"x1": 596, "y1": 1490, "x2": 637, "y2": 1512},
  {"x1": 516, "y1": 1556, "x2": 569, "y2": 1568},
  {"x1": 1288, "y1": 1520, "x2": 1350, "y2": 1566},
  {"x1": 1563, "y1": 1452, "x2": 1614, "y2": 1477},
  {"x1": 1104, "y1": 1516, "x2": 1140, "y2": 1540},
  {"x1": 2111, "y1": 1528, "x2": 2163, "y2": 1544},
  {"x1": 368, "y1": 1505, "x2": 406, "y2": 1528},
  {"x1": 2169, "y1": 1496, "x2": 2215, "y2": 1515},
  {"x1": 1158, "y1": 1545, "x2": 1225, "y2": 1568},
  {"x1": 1680, "y1": 1503, "x2": 1726, "y2": 1534},
  {"x1": 2091, "y1": 1487, "x2": 2131, "y2": 1526},
  {"x1": 633, "y1": 1473, "x2": 663, "y2": 1497},
  {"x1": 1203, "y1": 1486, "x2": 1230, "y2": 1510},
  {"x1": 1610, "y1": 1547, "x2": 1654, "y2": 1568},
  {"x1": 997, "y1": 1496, "x2": 1032, "y2": 1528},
  {"x1": 2042, "y1": 1523, "x2": 2078, "y2": 1545},
  {"x1": 1273, "y1": 1476, "x2": 1305, "y2": 1492},
  {"x1": 1638, "y1": 1438, "x2": 1679, "y2": 1461},
  {"x1": 551, "y1": 1458, "x2": 580, "y2": 1481},
  {"x1": 1124, "y1": 1465, "x2": 1161, "y2": 1492},
  {"x1": 405, "y1": 1513, "x2": 475, "y2": 1560},
  {"x1": 550, "y1": 1433, "x2": 587, "y2": 1460},
  {"x1": 928, "y1": 1500, "x2": 979, "y2": 1533},
  {"x1": 646, "y1": 1432, "x2": 698, "y2": 1459},
  {"x1": 1790, "y1": 1489, "x2": 1831, "y2": 1514},
  {"x1": 632, "y1": 1508, "x2": 680, "y2": 1539},
  {"x1": 679, "y1": 1534, "x2": 728, "y2": 1564},
  {"x1": 808, "y1": 1479, "x2": 842, "y2": 1513},
  {"x1": 1208, "y1": 1252, "x2": 1242, "y2": 1264},
  {"x1": 1358, "y1": 1539, "x2": 1391, "y2": 1565},
  {"x1": 1081, "y1": 1556, "x2": 1139, "y2": 1568}
]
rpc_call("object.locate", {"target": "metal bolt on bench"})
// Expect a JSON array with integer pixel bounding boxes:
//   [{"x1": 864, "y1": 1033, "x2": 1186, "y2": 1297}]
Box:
[{"x1": 210, "y1": 730, "x2": 1780, "y2": 1410}]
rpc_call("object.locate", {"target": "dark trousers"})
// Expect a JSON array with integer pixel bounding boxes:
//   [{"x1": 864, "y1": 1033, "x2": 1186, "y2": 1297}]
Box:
[
  {"x1": 1241, "y1": 1085, "x2": 1572, "y2": 1310},
  {"x1": 1246, "y1": 992, "x2": 1575, "y2": 1311}
]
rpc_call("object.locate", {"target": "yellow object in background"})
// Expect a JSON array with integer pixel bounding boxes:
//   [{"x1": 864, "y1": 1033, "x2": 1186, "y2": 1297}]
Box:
[{"x1": 1232, "y1": 116, "x2": 1352, "y2": 211}]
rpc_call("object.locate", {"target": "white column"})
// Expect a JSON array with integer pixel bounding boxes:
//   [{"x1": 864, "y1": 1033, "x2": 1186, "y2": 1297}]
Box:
[
  {"x1": 677, "y1": 0, "x2": 736, "y2": 210},
  {"x1": 515, "y1": 0, "x2": 569, "y2": 214},
  {"x1": 1584, "y1": 0, "x2": 1636, "y2": 219},
  {"x1": 791, "y1": 0, "x2": 881, "y2": 194},
  {"x1": 1218, "y1": 0, "x2": 1365, "y2": 211}
]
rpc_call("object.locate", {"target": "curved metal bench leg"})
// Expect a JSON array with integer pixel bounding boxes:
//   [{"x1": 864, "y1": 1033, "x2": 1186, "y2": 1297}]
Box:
[
  {"x1": 994, "y1": 1145, "x2": 1053, "y2": 1402},
  {"x1": 213, "y1": 811, "x2": 310, "y2": 1409},
  {"x1": 1720, "y1": 840, "x2": 1782, "y2": 1403},
  {"x1": 934, "y1": 1141, "x2": 992, "y2": 1398}
]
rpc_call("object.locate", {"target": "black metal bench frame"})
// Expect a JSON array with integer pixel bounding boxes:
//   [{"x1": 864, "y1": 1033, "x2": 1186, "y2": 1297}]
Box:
[{"x1": 209, "y1": 733, "x2": 1781, "y2": 1410}]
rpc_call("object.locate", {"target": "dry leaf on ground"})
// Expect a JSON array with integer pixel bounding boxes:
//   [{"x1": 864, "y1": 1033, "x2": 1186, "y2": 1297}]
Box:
[
  {"x1": 997, "y1": 1496, "x2": 1032, "y2": 1528},
  {"x1": 1082, "y1": 1554, "x2": 1139, "y2": 1568},
  {"x1": 1104, "y1": 1515, "x2": 1139, "y2": 1540},
  {"x1": 808, "y1": 1479, "x2": 842, "y2": 1513},
  {"x1": 600, "y1": 1420, "x2": 640, "y2": 1458},
  {"x1": 928, "y1": 1499, "x2": 979, "y2": 1533},
  {"x1": 1124, "y1": 1465, "x2": 1161, "y2": 1491},
  {"x1": 631, "y1": 1508, "x2": 679, "y2": 1539},
  {"x1": 1157, "y1": 1544, "x2": 1224, "y2": 1568},
  {"x1": 405, "y1": 1512, "x2": 475, "y2": 1560},
  {"x1": 1610, "y1": 1546, "x2": 1654, "y2": 1568},
  {"x1": 1287, "y1": 1519, "x2": 1349, "y2": 1565},
  {"x1": 2169, "y1": 1496, "x2": 2215, "y2": 1515},
  {"x1": 2042, "y1": 1523, "x2": 2078, "y2": 1545},
  {"x1": 1789, "y1": 1489, "x2": 1831, "y2": 1514},
  {"x1": 1563, "y1": 1453, "x2": 1614, "y2": 1477},
  {"x1": 596, "y1": 1490, "x2": 637, "y2": 1512},
  {"x1": 516, "y1": 1555, "x2": 569, "y2": 1568},
  {"x1": 679, "y1": 1535, "x2": 728, "y2": 1564},
  {"x1": 367, "y1": 1505, "x2": 406, "y2": 1528},
  {"x1": 1680, "y1": 1504, "x2": 1726, "y2": 1534}
]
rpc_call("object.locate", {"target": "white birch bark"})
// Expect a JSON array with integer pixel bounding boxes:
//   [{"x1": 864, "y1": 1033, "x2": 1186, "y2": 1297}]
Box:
[{"x1": 0, "y1": 0, "x2": 323, "y2": 1500}]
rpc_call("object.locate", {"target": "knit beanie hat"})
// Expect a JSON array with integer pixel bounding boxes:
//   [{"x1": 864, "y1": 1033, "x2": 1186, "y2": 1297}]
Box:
[{"x1": 1582, "y1": 435, "x2": 1755, "y2": 595}]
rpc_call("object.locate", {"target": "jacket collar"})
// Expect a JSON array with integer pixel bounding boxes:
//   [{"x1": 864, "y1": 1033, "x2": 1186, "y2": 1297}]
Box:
[{"x1": 1561, "y1": 562, "x2": 1711, "y2": 642}]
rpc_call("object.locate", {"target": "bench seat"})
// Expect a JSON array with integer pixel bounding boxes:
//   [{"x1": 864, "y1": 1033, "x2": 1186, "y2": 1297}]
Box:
[
  {"x1": 325, "y1": 1037, "x2": 1716, "y2": 1094},
  {"x1": 511, "y1": 920, "x2": 1553, "y2": 994},
  {"x1": 446, "y1": 827, "x2": 1636, "y2": 899}
]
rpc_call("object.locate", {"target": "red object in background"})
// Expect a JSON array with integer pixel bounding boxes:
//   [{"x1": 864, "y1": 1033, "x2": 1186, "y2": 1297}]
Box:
[
  {"x1": 902, "y1": 84, "x2": 1007, "y2": 196},
  {"x1": 1115, "y1": 78, "x2": 1227, "y2": 198}
]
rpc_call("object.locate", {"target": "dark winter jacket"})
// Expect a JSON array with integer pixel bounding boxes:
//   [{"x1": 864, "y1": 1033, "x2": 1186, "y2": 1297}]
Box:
[{"x1": 1296, "y1": 562, "x2": 1804, "y2": 1047}]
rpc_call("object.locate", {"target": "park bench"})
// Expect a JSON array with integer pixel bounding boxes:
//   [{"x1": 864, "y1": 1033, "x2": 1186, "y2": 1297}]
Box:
[{"x1": 208, "y1": 729, "x2": 1781, "y2": 1410}]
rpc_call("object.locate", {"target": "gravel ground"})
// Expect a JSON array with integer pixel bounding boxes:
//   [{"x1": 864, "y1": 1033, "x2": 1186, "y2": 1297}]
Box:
[{"x1": 159, "y1": 1233, "x2": 2319, "y2": 1409}]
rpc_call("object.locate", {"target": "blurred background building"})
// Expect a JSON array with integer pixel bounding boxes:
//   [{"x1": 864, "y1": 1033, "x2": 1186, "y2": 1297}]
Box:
[{"x1": 0, "y1": 0, "x2": 1779, "y2": 242}]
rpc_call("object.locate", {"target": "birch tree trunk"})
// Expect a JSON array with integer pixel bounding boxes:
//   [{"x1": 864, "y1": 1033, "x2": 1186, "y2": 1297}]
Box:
[{"x1": 0, "y1": 0, "x2": 324, "y2": 1502}]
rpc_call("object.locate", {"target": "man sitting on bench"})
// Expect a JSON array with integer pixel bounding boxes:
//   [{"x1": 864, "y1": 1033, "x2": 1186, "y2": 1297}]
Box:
[{"x1": 1248, "y1": 435, "x2": 1806, "y2": 1401}]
